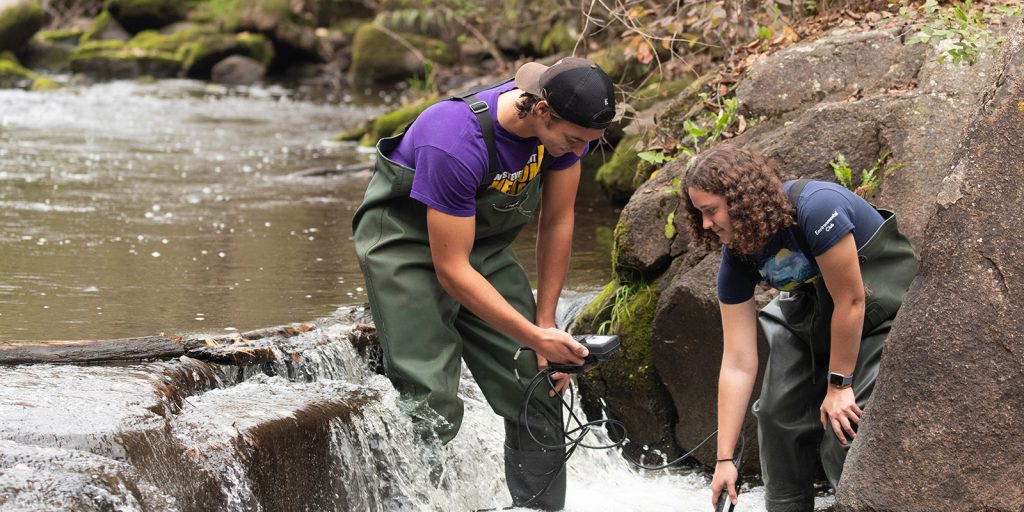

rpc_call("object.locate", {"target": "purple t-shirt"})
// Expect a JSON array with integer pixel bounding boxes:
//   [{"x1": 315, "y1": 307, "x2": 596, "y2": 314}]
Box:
[{"x1": 388, "y1": 82, "x2": 584, "y2": 217}]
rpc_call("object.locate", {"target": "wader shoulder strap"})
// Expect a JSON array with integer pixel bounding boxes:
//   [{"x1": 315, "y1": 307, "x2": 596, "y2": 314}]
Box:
[
  {"x1": 786, "y1": 179, "x2": 815, "y2": 260},
  {"x1": 453, "y1": 78, "x2": 557, "y2": 195},
  {"x1": 452, "y1": 79, "x2": 512, "y2": 195}
]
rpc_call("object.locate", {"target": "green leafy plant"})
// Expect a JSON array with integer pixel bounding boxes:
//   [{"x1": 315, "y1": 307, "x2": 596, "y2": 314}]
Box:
[
  {"x1": 597, "y1": 282, "x2": 652, "y2": 335},
  {"x1": 903, "y1": 0, "x2": 1021, "y2": 64},
  {"x1": 678, "y1": 95, "x2": 740, "y2": 155},
  {"x1": 637, "y1": 150, "x2": 675, "y2": 165},
  {"x1": 830, "y1": 152, "x2": 903, "y2": 200}
]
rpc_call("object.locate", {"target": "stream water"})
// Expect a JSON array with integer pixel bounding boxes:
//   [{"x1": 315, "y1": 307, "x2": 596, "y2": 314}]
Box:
[{"x1": 0, "y1": 80, "x2": 617, "y2": 342}]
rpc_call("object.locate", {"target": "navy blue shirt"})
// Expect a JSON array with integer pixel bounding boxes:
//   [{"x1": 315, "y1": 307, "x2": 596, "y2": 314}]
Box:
[{"x1": 717, "y1": 180, "x2": 884, "y2": 304}]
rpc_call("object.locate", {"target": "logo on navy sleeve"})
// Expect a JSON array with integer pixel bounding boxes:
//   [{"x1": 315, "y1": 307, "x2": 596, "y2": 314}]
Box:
[{"x1": 814, "y1": 210, "x2": 839, "y2": 236}]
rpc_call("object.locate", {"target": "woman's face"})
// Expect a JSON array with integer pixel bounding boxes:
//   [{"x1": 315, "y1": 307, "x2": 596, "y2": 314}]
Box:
[{"x1": 687, "y1": 187, "x2": 733, "y2": 244}]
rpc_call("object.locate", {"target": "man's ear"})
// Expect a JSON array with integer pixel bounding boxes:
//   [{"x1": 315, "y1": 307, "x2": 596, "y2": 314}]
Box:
[{"x1": 533, "y1": 100, "x2": 553, "y2": 118}]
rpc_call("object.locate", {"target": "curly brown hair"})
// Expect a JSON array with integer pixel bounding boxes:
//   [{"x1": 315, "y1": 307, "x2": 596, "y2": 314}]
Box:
[{"x1": 684, "y1": 145, "x2": 795, "y2": 256}]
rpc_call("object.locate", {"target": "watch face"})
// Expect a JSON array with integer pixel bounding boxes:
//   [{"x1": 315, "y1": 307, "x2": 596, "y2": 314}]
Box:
[{"x1": 829, "y1": 372, "x2": 852, "y2": 387}]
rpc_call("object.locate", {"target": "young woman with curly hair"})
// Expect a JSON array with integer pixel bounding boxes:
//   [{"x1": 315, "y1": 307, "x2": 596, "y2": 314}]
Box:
[{"x1": 684, "y1": 145, "x2": 919, "y2": 512}]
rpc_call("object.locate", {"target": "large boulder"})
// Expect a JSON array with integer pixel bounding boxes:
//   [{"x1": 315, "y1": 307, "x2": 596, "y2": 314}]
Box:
[
  {"x1": 104, "y1": 0, "x2": 187, "y2": 34},
  {"x1": 650, "y1": 253, "x2": 773, "y2": 472},
  {"x1": 572, "y1": 281, "x2": 680, "y2": 461},
  {"x1": 590, "y1": 18, "x2": 1016, "y2": 477},
  {"x1": 736, "y1": 26, "x2": 925, "y2": 117},
  {"x1": 0, "y1": 0, "x2": 44, "y2": 52},
  {"x1": 69, "y1": 40, "x2": 180, "y2": 79},
  {"x1": 347, "y1": 23, "x2": 451, "y2": 86},
  {"x1": 837, "y1": 21, "x2": 1024, "y2": 512},
  {"x1": 611, "y1": 156, "x2": 691, "y2": 282}
]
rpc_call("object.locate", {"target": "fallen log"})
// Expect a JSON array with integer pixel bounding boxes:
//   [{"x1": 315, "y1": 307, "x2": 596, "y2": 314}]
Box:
[{"x1": 0, "y1": 336, "x2": 205, "y2": 365}]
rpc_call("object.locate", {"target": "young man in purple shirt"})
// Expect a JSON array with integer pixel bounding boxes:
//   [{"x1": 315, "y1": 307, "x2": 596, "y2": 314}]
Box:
[{"x1": 352, "y1": 58, "x2": 616, "y2": 509}]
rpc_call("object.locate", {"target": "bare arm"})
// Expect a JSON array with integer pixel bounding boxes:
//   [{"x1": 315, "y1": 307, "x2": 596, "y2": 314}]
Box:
[
  {"x1": 426, "y1": 207, "x2": 586, "y2": 365},
  {"x1": 711, "y1": 298, "x2": 759, "y2": 507},
  {"x1": 815, "y1": 232, "x2": 866, "y2": 443},
  {"x1": 535, "y1": 162, "x2": 580, "y2": 328}
]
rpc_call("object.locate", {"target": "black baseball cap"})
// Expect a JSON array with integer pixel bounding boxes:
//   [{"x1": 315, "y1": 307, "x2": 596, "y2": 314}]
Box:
[{"x1": 514, "y1": 57, "x2": 616, "y2": 129}]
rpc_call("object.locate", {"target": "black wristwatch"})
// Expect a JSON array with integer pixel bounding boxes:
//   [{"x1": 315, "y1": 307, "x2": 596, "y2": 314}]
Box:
[{"x1": 828, "y1": 371, "x2": 853, "y2": 389}]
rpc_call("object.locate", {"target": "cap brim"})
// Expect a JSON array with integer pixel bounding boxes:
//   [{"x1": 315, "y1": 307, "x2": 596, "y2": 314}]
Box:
[{"x1": 514, "y1": 62, "x2": 548, "y2": 96}]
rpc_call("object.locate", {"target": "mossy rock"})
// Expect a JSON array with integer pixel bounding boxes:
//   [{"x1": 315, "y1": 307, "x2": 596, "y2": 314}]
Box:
[
  {"x1": 348, "y1": 24, "x2": 451, "y2": 86},
  {"x1": 0, "y1": 0, "x2": 45, "y2": 52},
  {"x1": 574, "y1": 281, "x2": 679, "y2": 457},
  {"x1": 595, "y1": 133, "x2": 642, "y2": 204},
  {"x1": 81, "y1": 10, "x2": 131, "y2": 43},
  {"x1": 589, "y1": 43, "x2": 659, "y2": 88},
  {"x1": 104, "y1": 0, "x2": 187, "y2": 34},
  {"x1": 19, "y1": 36, "x2": 74, "y2": 73},
  {"x1": 31, "y1": 75, "x2": 59, "y2": 90},
  {"x1": 632, "y1": 76, "x2": 694, "y2": 113},
  {"x1": 69, "y1": 40, "x2": 180, "y2": 79},
  {"x1": 539, "y1": 21, "x2": 575, "y2": 55},
  {"x1": 35, "y1": 29, "x2": 84, "y2": 45},
  {"x1": 131, "y1": 28, "x2": 274, "y2": 78},
  {"x1": 571, "y1": 279, "x2": 619, "y2": 334},
  {"x1": 359, "y1": 96, "x2": 442, "y2": 146},
  {"x1": 0, "y1": 57, "x2": 35, "y2": 88}
]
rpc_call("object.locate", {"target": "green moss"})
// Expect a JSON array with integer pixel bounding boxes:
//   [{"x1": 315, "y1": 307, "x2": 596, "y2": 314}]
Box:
[
  {"x1": 595, "y1": 133, "x2": 642, "y2": 203},
  {"x1": 0, "y1": 58, "x2": 41, "y2": 89},
  {"x1": 31, "y1": 76, "x2": 59, "y2": 90},
  {"x1": 36, "y1": 29, "x2": 84, "y2": 45},
  {"x1": 632, "y1": 76, "x2": 693, "y2": 112},
  {"x1": 589, "y1": 43, "x2": 657, "y2": 88},
  {"x1": 588, "y1": 283, "x2": 660, "y2": 393},
  {"x1": 81, "y1": 10, "x2": 112, "y2": 43},
  {"x1": 124, "y1": 28, "x2": 274, "y2": 77},
  {"x1": 572, "y1": 279, "x2": 619, "y2": 334},
  {"x1": 0, "y1": 0, "x2": 45, "y2": 52},
  {"x1": 72, "y1": 39, "x2": 176, "y2": 61},
  {"x1": 331, "y1": 125, "x2": 368, "y2": 143},
  {"x1": 234, "y1": 32, "x2": 274, "y2": 66},
  {"x1": 539, "y1": 21, "x2": 574, "y2": 54},
  {"x1": 349, "y1": 24, "x2": 451, "y2": 85},
  {"x1": 359, "y1": 96, "x2": 442, "y2": 147}
]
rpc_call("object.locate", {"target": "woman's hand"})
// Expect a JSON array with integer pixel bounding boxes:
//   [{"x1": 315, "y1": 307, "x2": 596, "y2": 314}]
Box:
[
  {"x1": 819, "y1": 386, "x2": 862, "y2": 444},
  {"x1": 710, "y1": 460, "x2": 739, "y2": 508}
]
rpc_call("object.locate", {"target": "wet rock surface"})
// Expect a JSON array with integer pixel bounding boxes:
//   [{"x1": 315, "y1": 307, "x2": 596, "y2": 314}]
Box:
[{"x1": 0, "y1": 307, "x2": 400, "y2": 511}]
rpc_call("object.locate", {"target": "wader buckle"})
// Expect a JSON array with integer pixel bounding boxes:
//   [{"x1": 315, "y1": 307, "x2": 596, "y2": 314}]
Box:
[{"x1": 468, "y1": 100, "x2": 488, "y2": 114}]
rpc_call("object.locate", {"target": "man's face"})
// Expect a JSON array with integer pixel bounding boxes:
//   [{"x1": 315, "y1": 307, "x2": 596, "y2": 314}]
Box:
[{"x1": 536, "y1": 106, "x2": 606, "y2": 157}]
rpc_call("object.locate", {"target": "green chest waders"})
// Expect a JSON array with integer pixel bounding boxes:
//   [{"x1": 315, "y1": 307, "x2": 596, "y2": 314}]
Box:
[
  {"x1": 351, "y1": 90, "x2": 567, "y2": 510},
  {"x1": 751, "y1": 183, "x2": 920, "y2": 512}
]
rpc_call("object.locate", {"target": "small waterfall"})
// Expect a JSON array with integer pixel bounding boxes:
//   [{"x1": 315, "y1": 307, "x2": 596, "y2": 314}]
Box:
[{"x1": 0, "y1": 304, "x2": 805, "y2": 511}]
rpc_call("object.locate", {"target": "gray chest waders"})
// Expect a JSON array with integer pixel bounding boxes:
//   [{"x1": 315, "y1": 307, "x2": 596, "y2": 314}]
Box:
[
  {"x1": 751, "y1": 180, "x2": 920, "y2": 512},
  {"x1": 351, "y1": 86, "x2": 567, "y2": 509}
]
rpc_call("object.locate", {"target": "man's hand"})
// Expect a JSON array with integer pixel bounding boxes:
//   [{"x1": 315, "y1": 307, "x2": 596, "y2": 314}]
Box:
[
  {"x1": 533, "y1": 327, "x2": 588, "y2": 366},
  {"x1": 820, "y1": 386, "x2": 862, "y2": 444},
  {"x1": 536, "y1": 355, "x2": 572, "y2": 397}
]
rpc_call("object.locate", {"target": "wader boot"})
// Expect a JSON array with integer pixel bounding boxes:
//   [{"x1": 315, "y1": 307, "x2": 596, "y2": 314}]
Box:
[
  {"x1": 752, "y1": 208, "x2": 919, "y2": 512},
  {"x1": 504, "y1": 419, "x2": 566, "y2": 511},
  {"x1": 352, "y1": 89, "x2": 566, "y2": 508}
]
